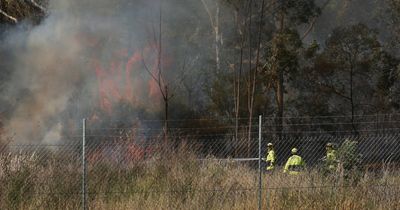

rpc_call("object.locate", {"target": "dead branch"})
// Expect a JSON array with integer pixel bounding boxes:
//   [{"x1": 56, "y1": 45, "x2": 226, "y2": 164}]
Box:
[
  {"x1": 25, "y1": 0, "x2": 46, "y2": 13},
  {"x1": 141, "y1": 53, "x2": 166, "y2": 99},
  {"x1": 0, "y1": 9, "x2": 18, "y2": 24},
  {"x1": 201, "y1": 0, "x2": 221, "y2": 72},
  {"x1": 302, "y1": 0, "x2": 332, "y2": 40},
  {"x1": 200, "y1": 0, "x2": 215, "y2": 28},
  {"x1": 301, "y1": 17, "x2": 317, "y2": 40},
  {"x1": 317, "y1": 81, "x2": 351, "y2": 100}
]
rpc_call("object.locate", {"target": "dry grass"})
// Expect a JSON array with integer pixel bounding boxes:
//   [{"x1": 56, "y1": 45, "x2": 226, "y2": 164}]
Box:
[{"x1": 1, "y1": 148, "x2": 400, "y2": 210}]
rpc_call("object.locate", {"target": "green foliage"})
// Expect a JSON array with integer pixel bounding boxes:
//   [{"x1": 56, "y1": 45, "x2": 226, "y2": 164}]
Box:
[
  {"x1": 264, "y1": 29, "x2": 302, "y2": 78},
  {"x1": 304, "y1": 40, "x2": 319, "y2": 59},
  {"x1": 295, "y1": 24, "x2": 394, "y2": 118},
  {"x1": 281, "y1": 0, "x2": 321, "y2": 25},
  {"x1": 387, "y1": 0, "x2": 400, "y2": 47},
  {"x1": 1, "y1": 0, "x2": 399, "y2": 125},
  {"x1": 208, "y1": 72, "x2": 235, "y2": 118},
  {"x1": 337, "y1": 138, "x2": 362, "y2": 171},
  {"x1": 325, "y1": 24, "x2": 381, "y2": 62},
  {"x1": 207, "y1": 70, "x2": 268, "y2": 119}
]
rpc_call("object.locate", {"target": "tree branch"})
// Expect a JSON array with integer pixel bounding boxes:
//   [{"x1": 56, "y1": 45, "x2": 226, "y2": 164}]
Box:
[
  {"x1": 25, "y1": 0, "x2": 46, "y2": 13},
  {"x1": 301, "y1": 0, "x2": 332, "y2": 40},
  {"x1": 301, "y1": 17, "x2": 316, "y2": 40},
  {"x1": 200, "y1": 0, "x2": 215, "y2": 28},
  {"x1": 317, "y1": 81, "x2": 351, "y2": 100},
  {"x1": 141, "y1": 51, "x2": 166, "y2": 99},
  {"x1": 0, "y1": 9, "x2": 18, "y2": 24}
]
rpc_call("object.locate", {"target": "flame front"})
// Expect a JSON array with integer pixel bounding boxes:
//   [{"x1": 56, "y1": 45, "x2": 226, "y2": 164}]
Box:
[{"x1": 92, "y1": 44, "x2": 164, "y2": 115}]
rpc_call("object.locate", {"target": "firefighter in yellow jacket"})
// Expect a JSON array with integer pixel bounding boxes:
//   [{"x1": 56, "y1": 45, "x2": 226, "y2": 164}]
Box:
[
  {"x1": 284, "y1": 148, "x2": 306, "y2": 175},
  {"x1": 265, "y1": 143, "x2": 276, "y2": 171},
  {"x1": 324, "y1": 143, "x2": 338, "y2": 171}
]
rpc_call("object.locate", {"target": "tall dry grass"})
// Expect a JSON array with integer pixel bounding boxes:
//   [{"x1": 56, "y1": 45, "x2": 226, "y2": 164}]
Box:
[{"x1": 1, "y1": 147, "x2": 399, "y2": 210}]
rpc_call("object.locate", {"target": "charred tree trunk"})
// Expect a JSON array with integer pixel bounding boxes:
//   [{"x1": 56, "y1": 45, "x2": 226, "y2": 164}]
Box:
[
  {"x1": 215, "y1": 2, "x2": 221, "y2": 72},
  {"x1": 164, "y1": 86, "x2": 169, "y2": 142},
  {"x1": 143, "y1": 2, "x2": 169, "y2": 143},
  {"x1": 247, "y1": 0, "x2": 254, "y2": 158},
  {"x1": 235, "y1": 44, "x2": 243, "y2": 157},
  {"x1": 276, "y1": 64, "x2": 284, "y2": 140},
  {"x1": 246, "y1": 0, "x2": 265, "y2": 157},
  {"x1": 233, "y1": 7, "x2": 245, "y2": 157},
  {"x1": 253, "y1": 0, "x2": 265, "y2": 155},
  {"x1": 349, "y1": 60, "x2": 357, "y2": 134},
  {"x1": 275, "y1": 0, "x2": 285, "y2": 141}
]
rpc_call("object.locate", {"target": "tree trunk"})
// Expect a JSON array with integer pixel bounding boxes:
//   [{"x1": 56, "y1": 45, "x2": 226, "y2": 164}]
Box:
[
  {"x1": 235, "y1": 38, "x2": 243, "y2": 157},
  {"x1": 247, "y1": 0, "x2": 253, "y2": 158},
  {"x1": 233, "y1": 8, "x2": 245, "y2": 157},
  {"x1": 349, "y1": 62, "x2": 357, "y2": 134},
  {"x1": 201, "y1": 0, "x2": 222, "y2": 73},
  {"x1": 247, "y1": 0, "x2": 265, "y2": 157},
  {"x1": 164, "y1": 86, "x2": 169, "y2": 143},
  {"x1": 276, "y1": 64, "x2": 284, "y2": 139},
  {"x1": 215, "y1": 1, "x2": 221, "y2": 72},
  {"x1": 275, "y1": 2, "x2": 285, "y2": 141}
]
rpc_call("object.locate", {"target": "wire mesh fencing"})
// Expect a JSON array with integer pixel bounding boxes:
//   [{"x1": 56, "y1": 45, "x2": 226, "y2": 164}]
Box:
[
  {"x1": 0, "y1": 140, "x2": 83, "y2": 209},
  {"x1": 1, "y1": 115, "x2": 400, "y2": 209}
]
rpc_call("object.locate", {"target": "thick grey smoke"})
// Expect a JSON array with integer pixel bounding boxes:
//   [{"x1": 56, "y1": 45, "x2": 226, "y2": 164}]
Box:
[{"x1": 0, "y1": 0, "x2": 212, "y2": 143}]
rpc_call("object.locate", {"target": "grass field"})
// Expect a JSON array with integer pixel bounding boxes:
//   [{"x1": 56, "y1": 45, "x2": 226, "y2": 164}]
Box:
[{"x1": 1, "y1": 148, "x2": 400, "y2": 210}]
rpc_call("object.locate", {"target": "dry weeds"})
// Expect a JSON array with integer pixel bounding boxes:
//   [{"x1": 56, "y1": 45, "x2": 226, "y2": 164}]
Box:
[{"x1": 0, "y1": 149, "x2": 399, "y2": 209}]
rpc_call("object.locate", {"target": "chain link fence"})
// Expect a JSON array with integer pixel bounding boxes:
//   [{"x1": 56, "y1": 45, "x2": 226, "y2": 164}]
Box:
[{"x1": 1, "y1": 115, "x2": 400, "y2": 209}]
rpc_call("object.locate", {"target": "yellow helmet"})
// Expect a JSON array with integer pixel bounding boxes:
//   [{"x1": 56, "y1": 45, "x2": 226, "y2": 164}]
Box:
[
  {"x1": 291, "y1": 148, "x2": 298, "y2": 154},
  {"x1": 267, "y1": 143, "x2": 273, "y2": 147},
  {"x1": 326, "y1": 143, "x2": 333, "y2": 147}
]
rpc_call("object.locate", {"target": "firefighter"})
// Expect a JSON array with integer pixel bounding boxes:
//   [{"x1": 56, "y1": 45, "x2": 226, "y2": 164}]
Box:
[
  {"x1": 283, "y1": 148, "x2": 306, "y2": 175},
  {"x1": 265, "y1": 143, "x2": 276, "y2": 171},
  {"x1": 324, "y1": 143, "x2": 338, "y2": 171}
]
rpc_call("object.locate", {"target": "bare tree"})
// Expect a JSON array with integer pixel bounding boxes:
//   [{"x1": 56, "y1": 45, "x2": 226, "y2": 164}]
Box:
[
  {"x1": 142, "y1": 2, "x2": 187, "y2": 142},
  {"x1": 142, "y1": 3, "x2": 171, "y2": 142}
]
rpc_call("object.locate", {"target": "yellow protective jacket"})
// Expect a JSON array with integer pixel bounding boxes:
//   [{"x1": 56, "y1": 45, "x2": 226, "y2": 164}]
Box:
[
  {"x1": 326, "y1": 149, "x2": 337, "y2": 170},
  {"x1": 266, "y1": 150, "x2": 276, "y2": 170},
  {"x1": 284, "y1": 155, "x2": 305, "y2": 175}
]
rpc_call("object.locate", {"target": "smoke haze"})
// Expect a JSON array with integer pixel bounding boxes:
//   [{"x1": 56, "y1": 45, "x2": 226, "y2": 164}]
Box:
[
  {"x1": 0, "y1": 0, "x2": 395, "y2": 143},
  {"x1": 0, "y1": 0, "x2": 210, "y2": 143}
]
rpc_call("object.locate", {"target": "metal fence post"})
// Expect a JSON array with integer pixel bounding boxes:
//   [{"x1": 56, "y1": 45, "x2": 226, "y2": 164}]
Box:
[
  {"x1": 82, "y1": 119, "x2": 87, "y2": 210},
  {"x1": 258, "y1": 115, "x2": 262, "y2": 210}
]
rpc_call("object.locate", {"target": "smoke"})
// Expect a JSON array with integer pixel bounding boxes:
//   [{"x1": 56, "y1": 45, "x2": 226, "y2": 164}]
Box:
[
  {"x1": 1, "y1": 2, "x2": 89, "y2": 143},
  {"x1": 307, "y1": 0, "x2": 391, "y2": 44},
  {"x1": 0, "y1": 0, "x2": 212, "y2": 143},
  {"x1": 1, "y1": 0, "x2": 394, "y2": 144}
]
